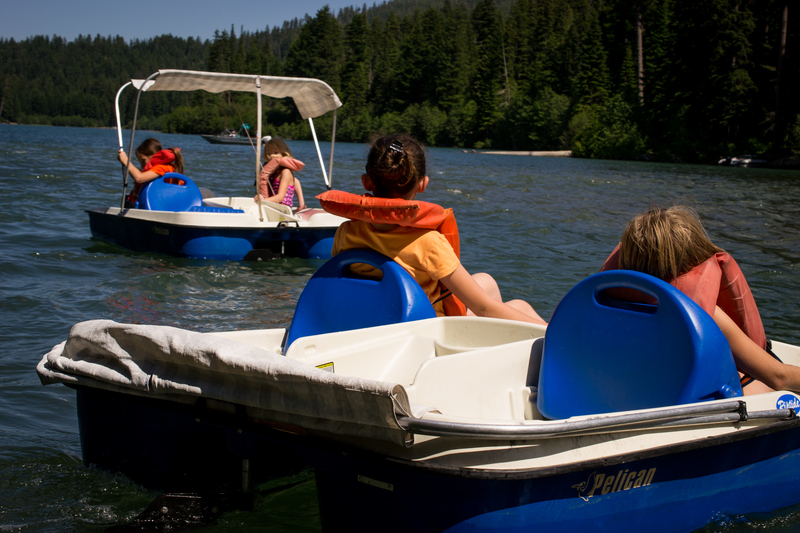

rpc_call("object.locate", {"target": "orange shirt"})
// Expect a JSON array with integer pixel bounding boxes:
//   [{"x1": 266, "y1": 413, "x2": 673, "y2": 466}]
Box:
[{"x1": 332, "y1": 220, "x2": 461, "y2": 316}]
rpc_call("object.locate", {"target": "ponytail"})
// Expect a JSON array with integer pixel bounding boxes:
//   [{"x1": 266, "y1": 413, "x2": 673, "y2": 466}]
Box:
[
  {"x1": 169, "y1": 148, "x2": 184, "y2": 174},
  {"x1": 365, "y1": 134, "x2": 427, "y2": 198}
]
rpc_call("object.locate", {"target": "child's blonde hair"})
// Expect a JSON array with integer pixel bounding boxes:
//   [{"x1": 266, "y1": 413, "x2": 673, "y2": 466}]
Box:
[
  {"x1": 618, "y1": 205, "x2": 724, "y2": 280},
  {"x1": 263, "y1": 137, "x2": 292, "y2": 159},
  {"x1": 365, "y1": 134, "x2": 427, "y2": 198}
]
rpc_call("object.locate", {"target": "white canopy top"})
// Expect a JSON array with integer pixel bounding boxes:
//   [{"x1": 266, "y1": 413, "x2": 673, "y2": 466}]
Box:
[{"x1": 134, "y1": 69, "x2": 342, "y2": 120}]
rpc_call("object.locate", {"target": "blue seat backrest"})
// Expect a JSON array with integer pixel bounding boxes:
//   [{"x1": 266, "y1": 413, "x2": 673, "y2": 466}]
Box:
[
  {"x1": 284, "y1": 249, "x2": 437, "y2": 349},
  {"x1": 137, "y1": 173, "x2": 203, "y2": 212},
  {"x1": 537, "y1": 270, "x2": 742, "y2": 420}
]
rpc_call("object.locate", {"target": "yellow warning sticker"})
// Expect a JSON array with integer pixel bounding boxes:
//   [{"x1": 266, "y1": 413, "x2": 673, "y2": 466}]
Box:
[{"x1": 317, "y1": 362, "x2": 334, "y2": 373}]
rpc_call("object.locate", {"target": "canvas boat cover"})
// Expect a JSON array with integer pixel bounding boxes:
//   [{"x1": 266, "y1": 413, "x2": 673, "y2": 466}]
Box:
[
  {"x1": 135, "y1": 70, "x2": 343, "y2": 120},
  {"x1": 37, "y1": 320, "x2": 414, "y2": 447}
]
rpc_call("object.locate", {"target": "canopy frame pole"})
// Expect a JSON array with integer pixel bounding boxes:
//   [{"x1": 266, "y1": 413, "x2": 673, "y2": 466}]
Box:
[
  {"x1": 114, "y1": 82, "x2": 131, "y2": 150},
  {"x1": 308, "y1": 118, "x2": 330, "y2": 189},
  {"x1": 397, "y1": 401, "x2": 765, "y2": 440},
  {"x1": 121, "y1": 72, "x2": 160, "y2": 210},
  {"x1": 114, "y1": 82, "x2": 132, "y2": 209},
  {"x1": 255, "y1": 77, "x2": 264, "y2": 222},
  {"x1": 328, "y1": 109, "x2": 337, "y2": 191}
]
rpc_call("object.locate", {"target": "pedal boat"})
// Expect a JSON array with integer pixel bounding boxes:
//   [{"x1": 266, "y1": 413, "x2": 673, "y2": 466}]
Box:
[
  {"x1": 37, "y1": 251, "x2": 800, "y2": 531},
  {"x1": 87, "y1": 70, "x2": 346, "y2": 260}
]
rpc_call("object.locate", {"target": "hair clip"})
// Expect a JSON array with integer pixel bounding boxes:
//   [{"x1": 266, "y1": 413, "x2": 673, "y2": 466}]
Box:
[{"x1": 389, "y1": 140, "x2": 403, "y2": 153}]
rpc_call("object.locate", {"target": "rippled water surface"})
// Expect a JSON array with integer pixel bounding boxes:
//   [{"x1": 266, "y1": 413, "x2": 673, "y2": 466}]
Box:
[{"x1": 2, "y1": 124, "x2": 800, "y2": 531}]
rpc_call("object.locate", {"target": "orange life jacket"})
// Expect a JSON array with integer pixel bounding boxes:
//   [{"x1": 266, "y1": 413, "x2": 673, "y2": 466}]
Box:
[
  {"x1": 126, "y1": 149, "x2": 179, "y2": 207},
  {"x1": 318, "y1": 190, "x2": 467, "y2": 316},
  {"x1": 259, "y1": 157, "x2": 305, "y2": 199},
  {"x1": 601, "y1": 245, "x2": 767, "y2": 350}
]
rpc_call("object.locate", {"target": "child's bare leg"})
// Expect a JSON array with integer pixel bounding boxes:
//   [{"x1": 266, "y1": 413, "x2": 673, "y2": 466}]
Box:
[
  {"x1": 471, "y1": 272, "x2": 502, "y2": 301},
  {"x1": 506, "y1": 299, "x2": 547, "y2": 323},
  {"x1": 469, "y1": 272, "x2": 546, "y2": 323}
]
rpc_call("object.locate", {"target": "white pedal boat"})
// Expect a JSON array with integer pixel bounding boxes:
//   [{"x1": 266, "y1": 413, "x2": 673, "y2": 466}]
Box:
[
  {"x1": 37, "y1": 250, "x2": 800, "y2": 531},
  {"x1": 87, "y1": 69, "x2": 347, "y2": 260}
]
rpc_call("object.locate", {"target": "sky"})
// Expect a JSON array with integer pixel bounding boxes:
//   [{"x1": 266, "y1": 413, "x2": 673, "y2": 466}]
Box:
[{"x1": 0, "y1": 0, "x2": 364, "y2": 42}]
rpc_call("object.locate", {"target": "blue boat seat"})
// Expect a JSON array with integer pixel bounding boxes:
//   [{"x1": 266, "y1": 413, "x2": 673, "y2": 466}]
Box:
[
  {"x1": 137, "y1": 173, "x2": 203, "y2": 211},
  {"x1": 537, "y1": 270, "x2": 742, "y2": 420},
  {"x1": 284, "y1": 249, "x2": 437, "y2": 349}
]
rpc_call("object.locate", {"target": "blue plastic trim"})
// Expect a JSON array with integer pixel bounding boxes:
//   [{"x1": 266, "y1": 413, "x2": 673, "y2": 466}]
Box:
[
  {"x1": 180, "y1": 236, "x2": 254, "y2": 260},
  {"x1": 306, "y1": 237, "x2": 334, "y2": 259},
  {"x1": 537, "y1": 270, "x2": 743, "y2": 420},
  {"x1": 285, "y1": 249, "x2": 436, "y2": 348}
]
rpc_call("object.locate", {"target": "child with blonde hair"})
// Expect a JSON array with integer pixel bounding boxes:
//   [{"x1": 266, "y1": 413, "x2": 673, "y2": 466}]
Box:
[{"x1": 604, "y1": 205, "x2": 800, "y2": 395}]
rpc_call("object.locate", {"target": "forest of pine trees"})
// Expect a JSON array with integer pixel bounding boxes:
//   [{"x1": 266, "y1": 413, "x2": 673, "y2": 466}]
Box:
[{"x1": 1, "y1": 0, "x2": 798, "y2": 163}]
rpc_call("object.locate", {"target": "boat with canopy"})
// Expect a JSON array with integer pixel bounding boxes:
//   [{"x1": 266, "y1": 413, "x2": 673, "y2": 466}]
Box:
[{"x1": 86, "y1": 69, "x2": 347, "y2": 261}]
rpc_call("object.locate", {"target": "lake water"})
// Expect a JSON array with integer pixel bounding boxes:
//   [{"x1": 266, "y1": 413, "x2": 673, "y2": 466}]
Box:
[{"x1": 2, "y1": 123, "x2": 800, "y2": 531}]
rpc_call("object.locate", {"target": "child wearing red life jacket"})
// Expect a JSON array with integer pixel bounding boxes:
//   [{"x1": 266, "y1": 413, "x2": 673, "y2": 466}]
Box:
[
  {"x1": 254, "y1": 137, "x2": 307, "y2": 210},
  {"x1": 603, "y1": 205, "x2": 800, "y2": 395},
  {"x1": 118, "y1": 138, "x2": 184, "y2": 208},
  {"x1": 320, "y1": 134, "x2": 546, "y2": 324}
]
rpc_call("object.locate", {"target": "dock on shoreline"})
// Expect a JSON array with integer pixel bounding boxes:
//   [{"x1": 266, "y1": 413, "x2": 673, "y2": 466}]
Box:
[{"x1": 463, "y1": 150, "x2": 573, "y2": 157}]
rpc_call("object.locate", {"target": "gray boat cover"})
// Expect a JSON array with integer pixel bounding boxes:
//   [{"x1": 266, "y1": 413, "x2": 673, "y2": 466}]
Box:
[
  {"x1": 37, "y1": 320, "x2": 413, "y2": 447},
  {"x1": 139, "y1": 70, "x2": 342, "y2": 120}
]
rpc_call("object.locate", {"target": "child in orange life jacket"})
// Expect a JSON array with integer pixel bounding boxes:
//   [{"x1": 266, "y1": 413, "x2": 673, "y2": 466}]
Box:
[
  {"x1": 118, "y1": 138, "x2": 184, "y2": 208},
  {"x1": 603, "y1": 205, "x2": 800, "y2": 395},
  {"x1": 322, "y1": 134, "x2": 546, "y2": 324},
  {"x1": 254, "y1": 137, "x2": 307, "y2": 210}
]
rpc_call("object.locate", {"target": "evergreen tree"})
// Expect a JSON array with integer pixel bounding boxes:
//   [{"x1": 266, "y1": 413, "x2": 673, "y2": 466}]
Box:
[
  {"x1": 370, "y1": 12, "x2": 403, "y2": 113},
  {"x1": 471, "y1": 0, "x2": 505, "y2": 143},
  {"x1": 284, "y1": 6, "x2": 344, "y2": 92},
  {"x1": 230, "y1": 26, "x2": 247, "y2": 73},
  {"x1": 342, "y1": 12, "x2": 371, "y2": 113},
  {"x1": 438, "y1": 0, "x2": 475, "y2": 110},
  {"x1": 671, "y1": 0, "x2": 758, "y2": 156},
  {"x1": 245, "y1": 38, "x2": 262, "y2": 75},
  {"x1": 208, "y1": 30, "x2": 228, "y2": 72},
  {"x1": 226, "y1": 25, "x2": 237, "y2": 72},
  {"x1": 260, "y1": 36, "x2": 282, "y2": 76},
  {"x1": 340, "y1": 13, "x2": 373, "y2": 141},
  {"x1": 573, "y1": 9, "x2": 610, "y2": 107}
]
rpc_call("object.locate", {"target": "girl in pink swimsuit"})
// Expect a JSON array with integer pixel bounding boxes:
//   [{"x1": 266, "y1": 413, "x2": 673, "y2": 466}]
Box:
[{"x1": 255, "y1": 137, "x2": 306, "y2": 210}]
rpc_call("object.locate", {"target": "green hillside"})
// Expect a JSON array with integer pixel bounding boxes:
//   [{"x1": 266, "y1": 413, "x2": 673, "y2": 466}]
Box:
[{"x1": 1, "y1": 0, "x2": 798, "y2": 162}]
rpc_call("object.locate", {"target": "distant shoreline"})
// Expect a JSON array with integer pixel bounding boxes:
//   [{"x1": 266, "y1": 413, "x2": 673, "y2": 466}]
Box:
[{"x1": 463, "y1": 150, "x2": 573, "y2": 157}]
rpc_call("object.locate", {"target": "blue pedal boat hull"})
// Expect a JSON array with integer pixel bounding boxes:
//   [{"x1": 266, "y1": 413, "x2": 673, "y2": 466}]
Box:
[
  {"x1": 303, "y1": 418, "x2": 800, "y2": 533},
  {"x1": 73, "y1": 385, "x2": 306, "y2": 492},
  {"x1": 87, "y1": 207, "x2": 336, "y2": 260},
  {"x1": 70, "y1": 376, "x2": 800, "y2": 530}
]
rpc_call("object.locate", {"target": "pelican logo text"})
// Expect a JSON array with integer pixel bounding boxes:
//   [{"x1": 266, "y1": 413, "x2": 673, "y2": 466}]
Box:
[
  {"x1": 573, "y1": 468, "x2": 656, "y2": 502},
  {"x1": 153, "y1": 227, "x2": 169, "y2": 236}
]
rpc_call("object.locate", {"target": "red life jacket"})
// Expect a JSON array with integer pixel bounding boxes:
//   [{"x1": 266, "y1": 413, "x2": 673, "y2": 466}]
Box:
[
  {"x1": 318, "y1": 190, "x2": 467, "y2": 316},
  {"x1": 601, "y1": 244, "x2": 767, "y2": 349},
  {"x1": 126, "y1": 149, "x2": 178, "y2": 207}
]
